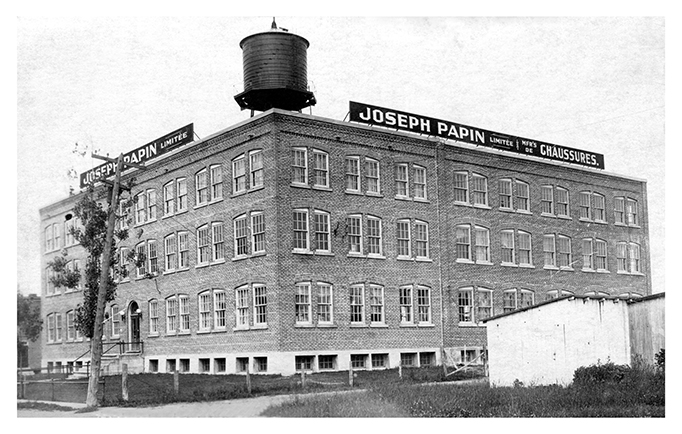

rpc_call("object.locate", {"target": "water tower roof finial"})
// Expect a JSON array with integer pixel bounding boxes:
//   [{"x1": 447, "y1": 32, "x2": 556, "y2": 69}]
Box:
[{"x1": 271, "y1": 17, "x2": 277, "y2": 30}]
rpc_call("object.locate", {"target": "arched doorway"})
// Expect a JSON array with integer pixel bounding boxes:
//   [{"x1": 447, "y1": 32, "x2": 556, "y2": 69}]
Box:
[{"x1": 127, "y1": 301, "x2": 141, "y2": 352}]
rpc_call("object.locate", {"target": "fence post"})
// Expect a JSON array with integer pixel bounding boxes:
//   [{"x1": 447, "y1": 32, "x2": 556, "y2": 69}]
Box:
[
  {"x1": 246, "y1": 365, "x2": 252, "y2": 395},
  {"x1": 398, "y1": 361, "x2": 403, "y2": 380},
  {"x1": 121, "y1": 363, "x2": 129, "y2": 402},
  {"x1": 300, "y1": 370, "x2": 306, "y2": 389},
  {"x1": 348, "y1": 364, "x2": 354, "y2": 387},
  {"x1": 51, "y1": 378, "x2": 55, "y2": 401},
  {"x1": 483, "y1": 345, "x2": 488, "y2": 378},
  {"x1": 174, "y1": 370, "x2": 180, "y2": 395},
  {"x1": 441, "y1": 348, "x2": 448, "y2": 377},
  {"x1": 19, "y1": 373, "x2": 25, "y2": 399}
]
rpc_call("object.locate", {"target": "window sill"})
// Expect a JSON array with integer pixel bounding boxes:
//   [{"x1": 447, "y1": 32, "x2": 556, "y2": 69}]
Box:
[
  {"x1": 596, "y1": 269, "x2": 611, "y2": 274},
  {"x1": 500, "y1": 262, "x2": 518, "y2": 268},
  {"x1": 292, "y1": 250, "x2": 314, "y2": 255},
  {"x1": 415, "y1": 257, "x2": 433, "y2": 263},
  {"x1": 541, "y1": 213, "x2": 556, "y2": 218},
  {"x1": 367, "y1": 254, "x2": 386, "y2": 260},
  {"x1": 312, "y1": 185, "x2": 332, "y2": 192},
  {"x1": 290, "y1": 183, "x2": 310, "y2": 189},
  {"x1": 313, "y1": 251, "x2": 334, "y2": 256},
  {"x1": 209, "y1": 197, "x2": 224, "y2": 205},
  {"x1": 418, "y1": 323, "x2": 435, "y2": 328},
  {"x1": 294, "y1": 323, "x2": 314, "y2": 328},
  {"x1": 472, "y1": 204, "x2": 491, "y2": 210},
  {"x1": 195, "y1": 263, "x2": 210, "y2": 269},
  {"x1": 369, "y1": 323, "x2": 388, "y2": 328},
  {"x1": 458, "y1": 322, "x2": 484, "y2": 328},
  {"x1": 232, "y1": 326, "x2": 250, "y2": 332},
  {"x1": 581, "y1": 268, "x2": 596, "y2": 273},
  {"x1": 394, "y1": 195, "x2": 411, "y2": 201},
  {"x1": 349, "y1": 324, "x2": 368, "y2": 328},
  {"x1": 559, "y1": 267, "x2": 575, "y2": 272},
  {"x1": 196, "y1": 330, "x2": 211, "y2": 334},
  {"x1": 579, "y1": 217, "x2": 592, "y2": 223},
  {"x1": 163, "y1": 270, "x2": 177, "y2": 276},
  {"x1": 317, "y1": 323, "x2": 337, "y2": 328},
  {"x1": 453, "y1": 201, "x2": 470, "y2": 207},
  {"x1": 397, "y1": 256, "x2": 413, "y2": 261},
  {"x1": 593, "y1": 220, "x2": 608, "y2": 225},
  {"x1": 413, "y1": 197, "x2": 429, "y2": 203},
  {"x1": 347, "y1": 253, "x2": 365, "y2": 258},
  {"x1": 557, "y1": 215, "x2": 572, "y2": 220},
  {"x1": 516, "y1": 210, "x2": 532, "y2": 215},
  {"x1": 519, "y1": 264, "x2": 535, "y2": 269},
  {"x1": 231, "y1": 190, "x2": 248, "y2": 198},
  {"x1": 630, "y1": 271, "x2": 645, "y2": 277},
  {"x1": 629, "y1": 224, "x2": 641, "y2": 229},
  {"x1": 176, "y1": 267, "x2": 190, "y2": 273},
  {"x1": 456, "y1": 259, "x2": 475, "y2": 264},
  {"x1": 366, "y1": 192, "x2": 383, "y2": 198},
  {"x1": 617, "y1": 270, "x2": 630, "y2": 275},
  {"x1": 614, "y1": 222, "x2": 627, "y2": 227},
  {"x1": 499, "y1": 207, "x2": 515, "y2": 213},
  {"x1": 543, "y1": 265, "x2": 559, "y2": 271},
  {"x1": 193, "y1": 203, "x2": 209, "y2": 210},
  {"x1": 399, "y1": 323, "x2": 418, "y2": 328},
  {"x1": 232, "y1": 255, "x2": 248, "y2": 262},
  {"x1": 345, "y1": 190, "x2": 363, "y2": 196},
  {"x1": 476, "y1": 261, "x2": 494, "y2": 266},
  {"x1": 178, "y1": 331, "x2": 191, "y2": 336},
  {"x1": 252, "y1": 324, "x2": 268, "y2": 330}
]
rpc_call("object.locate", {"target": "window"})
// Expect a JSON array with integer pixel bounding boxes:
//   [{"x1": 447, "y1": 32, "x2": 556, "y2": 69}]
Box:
[
  {"x1": 543, "y1": 234, "x2": 556, "y2": 267},
  {"x1": 52, "y1": 223, "x2": 61, "y2": 250},
  {"x1": 471, "y1": 173, "x2": 488, "y2": 206},
  {"x1": 111, "y1": 305, "x2": 121, "y2": 337},
  {"x1": 164, "y1": 234, "x2": 177, "y2": 271},
  {"x1": 317, "y1": 283, "x2": 333, "y2": 324},
  {"x1": 211, "y1": 222, "x2": 224, "y2": 261},
  {"x1": 614, "y1": 197, "x2": 625, "y2": 224},
  {"x1": 313, "y1": 150, "x2": 329, "y2": 188},
  {"x1": 146, "y1": 190, "x2": 157, "y2": 221},
  {"x1": 347, "y1": 215, "x2": 362, "y2": 254},
  {"x1": 45, "y1": 267, "x2": 54, "y2": 295},
  {"x1": 66, "y1": 311, "x2": 75, "y2": 341},
  {"x1": 350, "y1": 284, "x2": 365, "y2": 324},
  {"x1": 135, "y1": 192, "x2": 146, "y2": 225},
  {"x1": 117, "y1": 199, "x2": 129, "y2": 230},
  {"x1": 179, "y1": 295, "x2": 190, "y2": 332},
  {"x1": 503, "y1": 289, "x2": 534, "y2": 312},
  {"x1": 55, "y1": 313, "x2": 62, "y2": 341},
  {"x1": 295, "y1": 356, "x2": 314, "y2": 372},
  {"x1": 167, "y1": 360, "x2": 176, "y2": 373},
  {"x1": 499, "y1": 179, "x2": 512, "y2": 209},
  {"x1": 400, "y1": 286, "x2": 413, "y2": 324},
  {"x1": 396, "y1": 220, "x2": 411, "y2": 258},
  {"x1": 366, "y1": 158, "x2": 380, "y2": 194},
  {"x1": 176, "y1": 178, "x2": 188, "y2": 212},
  {"x1": 314, "y1": 211, "x2": 331, "y2": 252},
  {"x1": 214, "y1": 290, "x2": 227, "y2": 329},
  {"x1": 293, "y1": 209, "x2": 309, "y2": 251},
  {"x1": 541, "y1": 185, "x2": 554, "y2": 215},
  {"x1": 166, "y1": 297, "x2": 177, "y2": 333},
  {"x1": 395, "y1": 164, "x2": 409, "y2": 197},
  {"x1": 199, "y1": 359, "x2": 210, "y2": 373},
  {"x1": 456, "y1": 224, "x2": 472, "y2": 262},
  {"x1": 417, "y1": 286, "x2": 431, "y2": 324},
  {"x1": 595, "y1": 239, "x2": 608, "y2": 271},
  {"x1": 366, "y1": 216, "x2": 383, "y2": 256},
  {"x1": 163, "y1": 181, "x2": 174, "y2": 215},
  {"x1": 372, "y1": 354, "x2": 388, "y2": 369},
  {"x1": 474, "y1": 226, "x2": 491, "y2": 263},
  {"x1": 350, "y1": 354, "x2": 368, "y2": 369},
  {"x1": 318, "y1": 355, "x2": 336, "y2": 371},
  {"x1": 626, "y1": 199, "x2": 639, "y2": 226},
  {"x1": 516, "y1": 180, "x2": 530, "y2": 212},
  {"x1": 254, "y1": 357, "x2": 268, "y2": 373},
  {"x1": 556, "y1": 187, "x2": 570, "y2": 217},
  {"x1": 210, "y1": 164, "x2": 223, "y2": 200},
  {"x1": 295, "y1": 282, "x2": 311, "y2": 324},
  {"x1": 233, "y1": 156, "x2": 246, "y2": 194},
  {"x1": 45, "y1": 226, "x2": 54, "y2": 252},
  {"x1": 400, "y1": 353, "x2": 417, "y2": 367},
  {"x1": 420, "y1": 352, "x2": 436, "y2": 367},
  {"x1": 616, "y1": 242, "x2": 628, "y2": 272},
  {"x1": 147, "y1": 240, "x2": 158, "y2": 275},
  {"x1": 199, "y1": 292, "x2": 212, "y2": 331},
  {"x1": 251, "y1": 212, "x2": 266, "y2": 254},
  {"x1": 629, "y1": 243, "x2": 641, "y2": 273},
  {"x1": 454, "y1": 172, "x2": 468, "y2": 203},
  {"x1": 135, "y1": 242, "x2": 146, "y2": 277},
  {"x1": 369, "y1": 285, "x2": 385, "y2": 324},
  {"x1": 414, "y1": 221, "x2": 429, "y2": 259},
  {"x1": 250, "y1": 150, "x2": 264, "y2": 189},
  {"x1": 501, "y1": 230, "x2": 515, "y2": 265},
  {"x1": 458, "y1": 287, "x2": 492, "y2": 323},
  {"x1": 64, "y1": 219, "x2": 76, "y2": 247},
  {"x1": 292, "y1": 148, "x2": 308, "y2": 185},
  {"x1": 254, "y1": 285, "x2": 267, "y2": 326},
  {"x1": 196, "y1": 169, "x2": 209, "y2": 206},
  {"x1": 557, "y1": 235, "x2": 572, "y2": 268},
  {"x1": 545, "y1": 289, "x2": 574, "y2": 301},
  {"x1": 178, "y1": 232, "x2": 189, "y2": 268},
  {"x1": 197, "y1": 225, "x2": 211, "y2": 265},
  {"x1": 214, "y1": 358, "x2": 226, "y2": 373},
  {"x1": 414, "y1": 165, "x2": 427, "y2": 200},
  {"x1": 149, "y1": 299, "x2": 158, "y2": 334},
  {"x1": 582, "y1": 238, "x2": 594, "y2": 270},
  {"x1": 593, "y1": 194, "x2": 606, "y2": 222},
  {"x1": 47, "y1": 314, "x2": 55, "y2": 342},
  {"x1": 234, "y1": 215, "x2": 248, "y2": 257},
  {"x1": 345, "y1": 156, "x2": 360, "y2": 192},
  {"x1": 235, "y1": 285, "x2": 249, "y2": 328}
]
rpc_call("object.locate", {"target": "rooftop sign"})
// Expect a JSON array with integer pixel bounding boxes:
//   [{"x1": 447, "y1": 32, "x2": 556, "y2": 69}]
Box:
[
  {"x1": 349, "y1": 101, "x2": 604, "y2": 169},
  {"x1": 79, "y1": 124, "x2": 194, "y2": 188}
]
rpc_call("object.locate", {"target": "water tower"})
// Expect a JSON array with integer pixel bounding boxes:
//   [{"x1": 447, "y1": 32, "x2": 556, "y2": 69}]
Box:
[{"x1": 234, "y1": 19, "x2": 317, "y2": 113}]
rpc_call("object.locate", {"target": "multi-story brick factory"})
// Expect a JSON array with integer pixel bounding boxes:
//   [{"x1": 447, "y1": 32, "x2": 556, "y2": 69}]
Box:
[{"x1": 39, "y1": 21, "x2": 650, "y2": 376}]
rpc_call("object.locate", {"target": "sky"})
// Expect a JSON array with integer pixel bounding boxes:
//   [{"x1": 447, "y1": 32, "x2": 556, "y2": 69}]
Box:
[{"x1": 16, "y1": 15, "x2": 668, "y2": 297}]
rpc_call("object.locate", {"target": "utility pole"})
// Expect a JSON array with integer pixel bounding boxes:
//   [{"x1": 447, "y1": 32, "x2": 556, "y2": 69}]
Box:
[{"x1": 85, "y1": 153, "x2": 144, "y2": 408}]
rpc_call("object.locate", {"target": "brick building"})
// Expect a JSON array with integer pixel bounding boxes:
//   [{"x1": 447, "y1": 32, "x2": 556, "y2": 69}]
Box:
[{"x1": 39, "y1": 107, "x2": 650, "y2": 376}]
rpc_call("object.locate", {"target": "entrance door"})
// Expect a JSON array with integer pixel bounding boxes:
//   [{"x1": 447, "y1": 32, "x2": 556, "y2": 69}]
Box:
[{"x1": 128, "y1": 301, "x2": 141, "y2": 352}]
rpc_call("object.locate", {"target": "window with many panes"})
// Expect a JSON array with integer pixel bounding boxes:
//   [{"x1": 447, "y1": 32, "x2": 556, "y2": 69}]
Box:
[
  {"x1": 474, "y1": 226, "x2": 491, "y2": 263},
  {"x1": 253, "y1": 284, "x2": 267, "y2": 326},
  {"x1": 293, "y1": 209, "x2": 309, "y2": 251},
  {"x1": 350, "y1": 284, "x2": 365, "y2": 324},
  {"x1": 457, "y1": 286, "x2": 493, "y2": 324},
  {"x1": 396, "y1": 220, "x2": 411, "y2": 258},
  {"x1": 499, "y1": 179, "x2": 513, "y2": 209},
  {"x1": 414, "y1": 221, "x2": 429, "y2": 259},
  {"x1": 314, "y1": 211, "x2": 331, "y2": 252},
  {"x1": 163, "y1": 181, "x2": 174, "y2": 215},
  {"x1": 471, "y1": 173, "x2": 488, "y2": 206},
  {"x1": 557, "y1": 235, "x2": 572, "y2": 268},
  {"x1": 197, "y1": 225, "x2": 211, "y2": 265},
  {"x1": 199, "y1": 292, "x2": 212, "y2": 331},
  {"x1": 399, "y1": 285, "x2": 413, "y2": 324},
  {"x1": 210, "y1": 165, "x2": 223, "y2": 200},
  {"x1": 250, "y1": 150, "x2": 264, "y2": 189},
  {"x1": 516, "y1": 180, "x2": 530, "y2": 212},
  {"x1": 295, "y1": 282, "x2": 311, "y2": 324},
  {"x1": 579, "y1": 191, "x2": 606, "y2": 221},
  {"x1": 347, "y1": 215, "x2": 362, "y2": 254},
  {"x1": 148, "y1": 299, "x2": 158, "y2": 335},
  {"x1": 626, "y1": 199, "x2": 639, "y2": 226},
  {"x1": 135, "y1": 242, "x2": 146, "y2": 277},
  {"x1": 366, "y1": 216, "x2": 383, "y2": 256},
  {"x1": 366, "y1": 158, "x2": 380, "y2": 194},
  {"x1": 593, "y1": 193, "x2": 606, "y2": 222},
  {"x1": 414, "y1": 165, "x2": 427, "y2": 200},
  {"x1": 47, "y1": 313, "x2": 55, "y2": 342},
  {"x1": 147, "y1": 240, "x2": 158, "y2": 275},
  {"x1": 454, "y1": 172, "x2": 469, "y2": 204},
  {"x1": 166, "y1": 297, "x2": 177, "y2": 333},
  {"x1": 179, "y1": 295, "x2": 190, "y2": 332},
  {"x1": 345, "y1": 156, "x2": 361, "y2": 192},
  {"x1": 501, "y1": 230, "x2": 515, "y2": 264},
  {"x1": 66, "y1": 310, "x2": 75, "y2": 341},
  {"x1": 318, "y1": 355, "x2": 336, "y2": 370},
  {"x1": 541, "y1": 185, "x2": 554, "y2": 215},
  {"x1": 195, "y1": 169, "x2": 209, "y2": 205},
  {"x1": 178, "y1": 231, "x2": 189, "y2": 268},
  {"x1": 135, "y1": 192, "x2": 146, "y2": 225},
  {"x1": 214, "y1": 290, "x2": 226, "y2": 329},
  {"x1": 234, "y1": 215, "x2": 248, "y2": 257},
  {"x1": 176, "y1": 178, "x2": 187, "y2": 212},
  {"x1": 251, "y1": 212, "x2": 266, "y2": 254},
  {"x1": 317, "y1": 283, "x2": 333, "y2": 324},
  {"x1": 395, "y1": 164, "x2": 409, "y2": 197},
  {"x1": 292, "y1": 148, "x2": 308, "y2": 185},
  {"x1": 556, "y1": 187, "x2": 570, "y2": 217},
  {"x1": 417, "y1": 286, "x2": 432, "y2": 324},
  {"x1": 233, "y1": 156, "x2": 246, "y2": 194},
  {"x1": 455, "y1": 224, "x2": 472, "y2": 261},
  {"x1": 543, "y1": 234, "x2": 556, "y2": 267},
  {"x1": 235, "y1": 286, "x2": 249, "y2": 329},
  {"x1": 313, "y1": 150, "x2": 329, "y2": 188},
  {"x1": 614, "y1": 197, "x2": 625, "y2": 224},
  {"x1": 164, "y1": 234, "x2": 177, "y2": 271},
  {"x1": 369, "y1": 285, "x2": 385, "y2": 324},
  {"x1": 629, "y1": 243, "x2": 641, "y2": 273}
]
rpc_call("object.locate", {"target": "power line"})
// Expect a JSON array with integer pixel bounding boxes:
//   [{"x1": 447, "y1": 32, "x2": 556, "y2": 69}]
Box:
[{"x1": 538, "y1": 105, "x2": 665, "y2": 136}]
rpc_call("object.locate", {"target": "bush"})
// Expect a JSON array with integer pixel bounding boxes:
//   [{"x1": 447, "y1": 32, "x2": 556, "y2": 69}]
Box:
[{"x1": 573, "y1": 361, "x2": 630, "y2": 386}]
